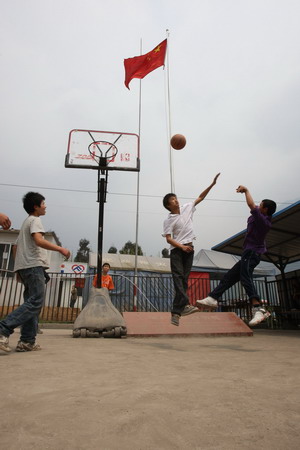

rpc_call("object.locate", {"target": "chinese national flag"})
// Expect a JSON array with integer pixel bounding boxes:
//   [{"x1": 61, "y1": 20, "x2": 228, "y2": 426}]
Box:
[{"x1": 124, "y1": 39, "x2": 167, "y2": 89}]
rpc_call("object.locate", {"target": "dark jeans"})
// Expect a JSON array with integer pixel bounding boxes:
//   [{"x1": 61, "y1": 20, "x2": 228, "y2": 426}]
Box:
[
  {"x1": 170, "y1": 247, "x2": 194, "y2": 315},
  {"x1": 209, "y1": 249, "x2": 261, "y2": 303},
  {"x1": 0, "y1": 266, "x2": 46, "y2": 344},
  {"x1": 70, "y1": 298, "x2": 77, "y2": 308}
]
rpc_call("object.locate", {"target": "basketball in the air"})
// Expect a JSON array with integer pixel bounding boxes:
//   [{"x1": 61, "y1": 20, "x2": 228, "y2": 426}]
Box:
[{"x1": 170, "y1": 134, "x2": 186, "y2": 150}]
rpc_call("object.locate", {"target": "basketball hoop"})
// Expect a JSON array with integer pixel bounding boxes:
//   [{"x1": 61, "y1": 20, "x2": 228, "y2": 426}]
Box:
[
  {"x1": 65, "y1": 128, "x2": 140, "y2": 287},
  {"x1": 65, "y1": 129, "x2": 139, "y2": 171},
  {"x1": 87, "y1": 140, "x2": 118, "y2": 167}
]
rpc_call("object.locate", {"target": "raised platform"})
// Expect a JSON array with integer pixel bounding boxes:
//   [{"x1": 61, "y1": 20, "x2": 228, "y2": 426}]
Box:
[{"x1": 123, "y1": 312, "x2": 253, "y2": 337}]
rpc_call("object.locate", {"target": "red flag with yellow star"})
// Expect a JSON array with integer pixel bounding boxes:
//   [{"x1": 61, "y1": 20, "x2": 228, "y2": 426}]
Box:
[{"x1": 124, "y1": 39, "x2": 167, "y2": 89}]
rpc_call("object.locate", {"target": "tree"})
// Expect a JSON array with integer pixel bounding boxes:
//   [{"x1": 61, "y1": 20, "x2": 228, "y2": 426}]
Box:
[
  {"x1": 108, "y1": 246, "x2": 117, "y2": 254},
  {"x1": 162, "y1": 248, "x2": 170, "y2": 258},
  {"x1": 119, "y1": 240, "x2": 143, "y2": 256},
  {"x1": 74, "y1": 239, "x2": 91, "y2": 262}
]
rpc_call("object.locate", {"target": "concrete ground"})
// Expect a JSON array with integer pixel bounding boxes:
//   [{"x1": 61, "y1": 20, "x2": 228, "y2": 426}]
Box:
[{"x1": 1, "y1": 329, "x2": 300, "y2": 450}]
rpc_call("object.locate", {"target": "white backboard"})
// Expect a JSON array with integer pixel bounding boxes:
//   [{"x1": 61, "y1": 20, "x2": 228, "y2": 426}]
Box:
[{"x1": 65, "y1": 129, "x2": 140, "y2": 171}]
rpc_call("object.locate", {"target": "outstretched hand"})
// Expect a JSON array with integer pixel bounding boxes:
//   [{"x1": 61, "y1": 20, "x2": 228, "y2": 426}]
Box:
[
  {"x1": 236, "y1": 185, "x2": 247, "y2": 193},
  {"x1": 213, "y1": 173, "x2": 221, "y2": 185},
  {"x1": 195, "y1": 172, "x2": 221, "y2": 206}
]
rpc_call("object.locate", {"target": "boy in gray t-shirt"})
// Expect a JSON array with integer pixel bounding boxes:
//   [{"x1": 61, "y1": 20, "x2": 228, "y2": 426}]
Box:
[{"x1": 0, "y1": 192, "x2": 70, "y2": 353}]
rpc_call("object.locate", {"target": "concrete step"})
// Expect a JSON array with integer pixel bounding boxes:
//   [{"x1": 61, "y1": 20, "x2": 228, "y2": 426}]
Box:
[{"x1": 123, "y1": 311, "x2": 253, "y2": 337}]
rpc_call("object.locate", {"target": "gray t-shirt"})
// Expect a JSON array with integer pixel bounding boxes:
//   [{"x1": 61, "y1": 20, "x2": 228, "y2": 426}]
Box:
[{"x1": 14, "y1": 215, "x2": 49, "y2": 271}]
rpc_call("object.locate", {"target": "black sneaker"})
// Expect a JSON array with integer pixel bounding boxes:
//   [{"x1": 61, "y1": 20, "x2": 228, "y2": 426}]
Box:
[
  {"x1": 171, "y1": 314, "x2": 180, "y2": 326},
  {"x1": 181, "y1": 304, "x2": 199, "y2": 316},
  {"x1": 16, "y1": 341, "x2": 42, "y2": 352}
]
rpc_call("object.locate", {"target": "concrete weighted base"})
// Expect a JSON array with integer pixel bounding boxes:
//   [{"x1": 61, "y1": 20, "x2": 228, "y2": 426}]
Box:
[{"x1": 73, "y1": 287, "x2": 127, "y2": 338}]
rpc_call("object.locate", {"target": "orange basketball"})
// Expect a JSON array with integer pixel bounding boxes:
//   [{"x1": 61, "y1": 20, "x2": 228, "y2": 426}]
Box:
[{"x1": 170, "y1": 134, "x2": 186, "y2": 150}]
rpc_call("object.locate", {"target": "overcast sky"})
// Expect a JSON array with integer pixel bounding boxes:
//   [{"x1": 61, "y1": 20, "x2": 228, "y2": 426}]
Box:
[{"x1": 1, "y1": 0, "x2": 299, "y2": 258}]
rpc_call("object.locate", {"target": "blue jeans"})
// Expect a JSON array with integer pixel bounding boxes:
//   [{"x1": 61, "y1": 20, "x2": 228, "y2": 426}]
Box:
[
  {"x1": 209, "y1": 250, "x2": 261, "y2": 303},
  {"x1": 170, "y1": 247, "x2": 194, "y2": 315},
  {"x1": 0, "y1": 267, "x2": 46, "y2": 344}
]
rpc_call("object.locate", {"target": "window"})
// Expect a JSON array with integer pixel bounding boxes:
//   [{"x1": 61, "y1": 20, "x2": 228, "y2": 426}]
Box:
[{"x1": 0, "y1": 244, "x2": 14, "y2": 277}]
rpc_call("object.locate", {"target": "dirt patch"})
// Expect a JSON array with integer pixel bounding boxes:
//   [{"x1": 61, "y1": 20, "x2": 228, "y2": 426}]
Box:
[{"x1": 1, "y1": 330, "x2": 299, "y2": 450}]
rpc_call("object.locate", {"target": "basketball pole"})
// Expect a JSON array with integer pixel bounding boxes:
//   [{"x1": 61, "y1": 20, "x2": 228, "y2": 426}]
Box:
[
  {"x1": 133, "y1": 38, "x2": 143, "y2": 311},
  {"x1": 96, "y1": 166, "x2": 108, "y2": 288}
]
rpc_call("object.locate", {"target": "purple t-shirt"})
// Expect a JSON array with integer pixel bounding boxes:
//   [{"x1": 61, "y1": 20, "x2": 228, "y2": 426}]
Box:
[{"x1": 243, "y1": 207, "x2": 272, "y2": 254}]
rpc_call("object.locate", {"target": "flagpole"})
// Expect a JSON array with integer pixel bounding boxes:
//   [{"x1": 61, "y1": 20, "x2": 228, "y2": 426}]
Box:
[
  {"x1": 133, "y1": 38, "x2": 142, "y2": 312},
  {"x1": 165, "y1": 29, "x2": 175, "y2": 192}
]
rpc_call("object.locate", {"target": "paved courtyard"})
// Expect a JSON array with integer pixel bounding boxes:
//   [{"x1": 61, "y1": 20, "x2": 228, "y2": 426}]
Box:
[{"x1": 1, "y1": 328, "x2": 300, "y2": 450}]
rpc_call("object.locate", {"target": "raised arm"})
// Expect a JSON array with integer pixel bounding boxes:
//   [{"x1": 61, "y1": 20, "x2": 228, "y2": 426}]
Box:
[
  {"x1": 236, "y1": 185, "x2": 256, "y2": 210},
  {"x1": 194, "y1": 173, "x2": 220, "y2": 206}
]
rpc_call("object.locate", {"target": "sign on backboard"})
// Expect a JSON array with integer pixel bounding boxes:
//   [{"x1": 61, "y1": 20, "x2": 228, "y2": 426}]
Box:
[{"x1": 65, "y1": 129, "x2": 140, "y2": 171}]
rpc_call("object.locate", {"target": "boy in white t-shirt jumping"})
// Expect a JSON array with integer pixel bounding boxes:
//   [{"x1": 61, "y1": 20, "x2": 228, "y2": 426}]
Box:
[
  {"x1": 0, "y1": 192, "x2": 70, "y2": 353},
  {"x1": 162, "y1": 173, "x2": 220, "y2": 326}
]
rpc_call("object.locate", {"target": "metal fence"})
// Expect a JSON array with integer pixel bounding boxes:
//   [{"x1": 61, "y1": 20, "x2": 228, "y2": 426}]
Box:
[{"x1": 0, "y1": 271, "x2": 297, "y2": 328}]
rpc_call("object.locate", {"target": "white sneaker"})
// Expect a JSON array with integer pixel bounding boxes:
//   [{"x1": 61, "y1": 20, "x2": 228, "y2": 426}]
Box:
[
  {"x1": 249, "y1": 308, "x2": 271, "y2": 326},
  {"x1": 0, "y1": 334, "x2": 12, "y2": 353},
  {"x1": 196, "y1": 296, "x2": 218, "y2": 309}
]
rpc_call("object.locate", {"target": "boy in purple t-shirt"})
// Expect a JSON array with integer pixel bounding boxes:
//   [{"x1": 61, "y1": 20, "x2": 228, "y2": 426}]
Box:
[{"x1": 197, "y1": 185, "x2": 276, "y2": 326}]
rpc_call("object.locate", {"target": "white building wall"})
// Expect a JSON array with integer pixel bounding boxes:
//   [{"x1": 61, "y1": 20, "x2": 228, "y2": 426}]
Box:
[
  {"x1": 0, "y1": 229, "x2": 67, "y2": 272},
  {"x1": 0, "y1": 229, "x2": 86, "y2": 310}
]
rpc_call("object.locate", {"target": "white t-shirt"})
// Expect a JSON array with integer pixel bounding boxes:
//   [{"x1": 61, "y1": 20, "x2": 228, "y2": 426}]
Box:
[
  {"x1": 162, "y1": 202, "x2": 196, "y2": 250},
  {"x1": 14, "y1": 215, "x2": 49, "y2": 271}
]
